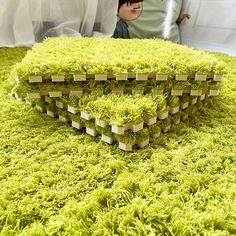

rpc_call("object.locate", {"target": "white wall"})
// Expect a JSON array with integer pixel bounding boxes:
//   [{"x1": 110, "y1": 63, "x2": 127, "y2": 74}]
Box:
[{"x1": 180, "y1": 0, "x2": 236, "y2": 55}]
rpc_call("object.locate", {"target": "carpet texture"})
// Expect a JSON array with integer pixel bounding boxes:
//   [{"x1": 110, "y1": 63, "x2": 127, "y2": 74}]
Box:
[{"x1": 0, "y1": 48, "x2": 235, "y2": 235}]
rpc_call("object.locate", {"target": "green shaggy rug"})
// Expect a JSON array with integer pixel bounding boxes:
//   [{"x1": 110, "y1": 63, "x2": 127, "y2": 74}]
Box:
[{"x1": 0, "y1": 47, "x2": 235, "y2": 235}]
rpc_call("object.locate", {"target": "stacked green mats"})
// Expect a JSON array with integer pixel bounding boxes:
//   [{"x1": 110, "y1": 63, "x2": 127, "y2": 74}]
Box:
[{"x1": 12, "y1": 38, "x2": 225, "y2": 151}]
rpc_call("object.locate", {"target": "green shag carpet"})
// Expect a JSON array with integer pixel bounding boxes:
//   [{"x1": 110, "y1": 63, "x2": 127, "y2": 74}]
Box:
[{"x1": 0, "y1": 47, "x2": 235, "y2": 235}]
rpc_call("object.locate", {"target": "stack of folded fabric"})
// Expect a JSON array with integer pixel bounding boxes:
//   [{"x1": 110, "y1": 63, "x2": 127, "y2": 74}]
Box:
[{"x1": 12, "y1": 38, "x2": 225, "y2": 151}]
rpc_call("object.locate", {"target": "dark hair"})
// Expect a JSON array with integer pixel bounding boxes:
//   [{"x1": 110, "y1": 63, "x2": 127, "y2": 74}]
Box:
[{"x1": 118, "y1": 0, "x2": 143, "y2": 10}]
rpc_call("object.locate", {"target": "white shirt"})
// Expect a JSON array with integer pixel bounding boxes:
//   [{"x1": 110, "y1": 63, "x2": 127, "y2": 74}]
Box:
[{"x1": 128, "y1": 0, "x2": 183, "y2": 42}]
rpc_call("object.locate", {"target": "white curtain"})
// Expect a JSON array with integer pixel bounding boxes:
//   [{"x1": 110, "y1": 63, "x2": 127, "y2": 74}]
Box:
[
  {"x1": 0, "y1": 0, "x2": 118, "y2": 47},
  {"x1": 180, "y1": 0, "x2": 236, "y2": 55}
]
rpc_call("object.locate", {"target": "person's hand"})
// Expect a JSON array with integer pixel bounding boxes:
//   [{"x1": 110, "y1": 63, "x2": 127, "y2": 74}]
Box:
[{"x1": 176, "y1": 13, "x2": 191, "y2": 25}]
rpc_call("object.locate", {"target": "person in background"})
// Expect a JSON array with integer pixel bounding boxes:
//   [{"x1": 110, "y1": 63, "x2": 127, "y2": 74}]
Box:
[
  {"x1": 126, "y1": 0, "x2": 190, "y2": 42},
  {"x1": 113, "y1": 0, "x2": 143, "y2": 38}
]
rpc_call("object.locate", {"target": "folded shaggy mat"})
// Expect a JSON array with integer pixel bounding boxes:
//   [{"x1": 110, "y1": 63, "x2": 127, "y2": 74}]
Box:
[
  {"x1": 14, "y1": 37, "x2": 225, "y2": 80},
  {"x1": 26, "y1": 93, "x2": 203, "y2": 151},
  {"x1": 12, "y1": 38, "x2": 225, "y2": 150},
  {"x1": 13, "y1": 38, "x2": 224, "y2": 98}
]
